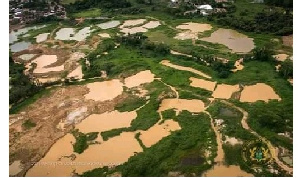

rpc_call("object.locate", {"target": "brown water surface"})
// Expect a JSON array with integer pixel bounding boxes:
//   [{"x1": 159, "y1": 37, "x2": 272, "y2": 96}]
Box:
[
  {"x1": 240, "y1": 83, "x2": 281, "y2": 102},
  {"x1": 84, "y1": 80, "x2": 123, "y2": 101},
  {"x1": 189, "y1": 77, "x2": 216, "y2": 91}
]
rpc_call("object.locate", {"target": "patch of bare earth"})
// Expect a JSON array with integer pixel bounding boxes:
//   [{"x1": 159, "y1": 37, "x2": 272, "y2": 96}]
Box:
[{"x1": 9, "y1": 85, "x2": 128, "y2": 176}]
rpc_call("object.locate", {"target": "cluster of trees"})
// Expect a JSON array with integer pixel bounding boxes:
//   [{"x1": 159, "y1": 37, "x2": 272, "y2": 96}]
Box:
[
  {"x1": 264, "y1": 0, "x2": 293, "y2": 8},
  {"x1": 216, "y1": 10, "x2": 293, "y2": 35},
  {"x1": 210, "y1": 60, "x2": 235, "y2": 78},
  {"x1": 9, "y1": 53, "x2": 42, "y2": 105},
  {"x1": 117, "y1": 33, "x2": 170, "y2": 55},
  {"x1": 66, "y1": 0, "x2": 131, "y2": 13}
]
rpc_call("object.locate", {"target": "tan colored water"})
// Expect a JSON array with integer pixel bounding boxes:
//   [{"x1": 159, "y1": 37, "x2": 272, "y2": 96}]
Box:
[
  {"x1": 67, "y1": 65, "x2": 83, "y2": 79},
  {"x1": 141, "y1": 21, "x2": 161, "y2": 29},
  {"x1": 139, "y1": 119, "x2": 181, "y2": 147},
  {"x1": 176, "y1": 22, "x2": 212, "y2": 33},
  {"x1": 273, "y1": 54, "x2": 289, "y2": 61},
  {"x1": 124, "y1": 70, "x2": 155, "y2": 88},
  {"x1": 75, "y1": 132, "x2": 142, "y2": 174},
  {"x1": 84, "y1": 79, "x2": 123, "y2": 101},
  {"x1": 120, "y1": 19, "x2": 146, "y2": 28},
  {"x1": 25, "y1": 133, "x2": 76, "y2": 177},
  {"x1": 75, "y1": 110, "x2": 137, "y2": 134},
  {"x1": 212, "y1": 84, "x2": 240, "y2": 99},
  {"x1": 18, "y1": 54, "x2": 36, "y2": 61},
  {"x1": 10, "y1": 160, "x2": 23, "y2": 176},
  {"x1": 35, "y1": 33, "x2": 50, "y2": 43},
  {"x1": 203, "y1": 165, "x2": 253, "y2": 177},
  {"x1": 31, "y1": 55, "x2": 64, "y2": 74},
  {"x1": 174, "y1": 31, "x2": 199, "y2": 40},
  {"x1": 98, "y1": 33, "x2": 111, "y2": 38},
  {"x1": 120, "y1": 27, "x2": 148, "y2": 34},
  {"x1": 159, "y1": 99, "x2": 205, "y2": 115},
  {"x1": 224, "y1": 136, "x2": 243, "y2": 145},
  {"x1": 160, "y1": 60, "x2": 211, "y2": 79},
  {"x1": 189, "y1": 77, "x2": 216, "y2": 91},
  {"x1": 231, "y1": 58, "x2": 244, "y2": 72},
  {"x1": 240, "y1": 83, "x2": 281, "y2": 102},
  {"x1": 200, "y1": 28, "x2": 255, "y2": 53}
]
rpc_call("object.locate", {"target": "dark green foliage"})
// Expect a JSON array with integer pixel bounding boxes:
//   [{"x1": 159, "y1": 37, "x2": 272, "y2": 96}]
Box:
[
  {"x1": 211, "y1": 60, "x2": 234, "y2": 78},
  {"x1": 279, "y1": 60, "x2": 293, "y2": 79},
  {"x1": 251, "y1": 47, "x2": 274, "y2": 62},
  {"x1": 81, "y1": 166, "x2": 109, "y2": 177},
  {"x1": 222, "y1": 144, "x2": 243, "y2": 166},
  {"x1": 9, "y1": 52, "x2": 42, "y2": 106},
  {"x1": 161, "y1": 109, "x2": 176, "y2": 119},
  {"x1": 115, "y1": 96, "x2": 147, "y2": 112},
  {"x1": 72, "y1": 129, "x2": 99, "y2": 154},
  {"x1": 22, "y1": 119, "x2": 36, "y2": 130},
  {"x1": 264, "y1": 0, "x2": 293, "y2": 8}
]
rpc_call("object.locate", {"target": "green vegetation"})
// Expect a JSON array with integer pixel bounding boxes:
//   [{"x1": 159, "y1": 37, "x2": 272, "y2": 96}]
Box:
[
  {"x1": 71, "y1": 8, "x2": 101, "y2": 18},
  {"x1": 279, "y1": 59, "x2": 293, "y2": 79},
  {"x1": 72, "y1": 129, "x2": 99, "y2": 154},
  {"x1": 161, "y1": 109, "x2": 176, "y2": 120},
  {"x1": 22, "y1": 119, "x2": 37, "y2": 130},
  {"x1": 115, "y1": 95, "x2": 147, "y2": 112}
]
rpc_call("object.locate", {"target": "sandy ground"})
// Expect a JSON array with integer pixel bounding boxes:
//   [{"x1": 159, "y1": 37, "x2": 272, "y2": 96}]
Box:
[
  {"x1": 119, "y1": 19, "x2": 146, "y2": 28},
  {"x1": 98, "y1": 33, "x2": 111, "y2": 38},
  {"x1": 231, "y1": 58, "x2": 244, "y2": 72},
  {"x1": 282, "y1": 35, "x2": 293, "y2": 47},
  {"x1": 124, "y1": 70, "x2": 155, "y2": 88},
  {"x1": 273, "y1": 54, "x2": 289, "y2": 61},
  {"x1": 174, "y1": 22, "x2": 212, "y2": 40}
]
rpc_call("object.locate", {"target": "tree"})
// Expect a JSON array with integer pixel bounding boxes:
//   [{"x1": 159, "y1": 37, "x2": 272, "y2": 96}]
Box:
[{"x1": 279, "y1": 59, "x2": 293, "y2": 79}]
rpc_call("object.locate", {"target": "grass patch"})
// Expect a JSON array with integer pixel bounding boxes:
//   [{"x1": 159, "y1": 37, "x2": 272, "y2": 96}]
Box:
[
  {"x1": 115, "y1": 95, "x2": 147, "y2": 112},
  {"x1": 72, "y1": 129, "x2": 99, "y2": 154},
  {"x1": 71, "y1": 8, "x2": 102, "y2": 18},
  {"x1": 22, "y1": 119, "x2": 36, "y2": 130}
]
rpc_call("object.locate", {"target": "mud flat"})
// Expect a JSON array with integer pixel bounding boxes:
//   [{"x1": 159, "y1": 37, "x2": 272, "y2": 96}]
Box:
[
  {"x1": 67, "y1": 65, "x2": 83, "y2": 79},
  {"x1": 97, "y1": 20, "x2": 120, "y2": 29},
  {"x1": 139, "y1": 119, "x2": 181, "y2": 147},
  {"x1": 176, "y1": 22, "x2": 212, "y2": 33},
  {"x1": 231, "y1": 58, "x2": 244, "y2": 72},
  {"x1": 203, "y1": 165, "x2": 253, "y2": 177},
  {"x1": 124, "y1": 70, "x2": 155, "y2": 88},
  {"x1": 160, "y1": 60, "x2": 211, "y2": 79},
  {"x1": 189, "y1": 77, "x2": 216, "y2": 91},
  {"x1": 200, "y1": 28, "x2": 255, "y2": 53},
  {"x1": 170, "y1": 50, "x2": 192, "y2": 58},
  {"x1": 31, "y1": 55, "x2": 64, "y2": 74},
  {"x1": 35, "y1": 33, "x2": 50, "y2": 43},
  {"x1": 37, "y1": 77, "x2": 60, "y2": 84},
  {"x1": 159, "y1": 99, "x2": 205, "y2": 115},
  {"x1": 120, "y1": 19, "x2": 146, "y2": 28},
  {"x1": 212, "y1": 84, "x2": 240, "y2": 99},
  {"x1": 141, "y1": 21, "x2": 161, "y2": 29},
  {"x1": 240, "y1": 83, "x2": 281, "y2": 102},
  {"x1": 84, "y1": 80, "x2": 123, "y2": 101},
  {"x1": 9, "y1": 160, "x2": 23, "y2": 176},
  {"x1": 120, "y1": 27, "x2": 148, "y2": 34},
  {"x1": 25, "y1": 133, "x2": 76, "y2": 177},
  {"x1": 75, "y1": 110, "x2": 137, "y2": 134},
  {"x1": 10, "y1": 41, "x2": 32, "y2": 52},
  {"x1": 174, "y1": 22, "x2": 212, "y2": 40},
  {"x1": 273, "y1": 54, "x2": 289, "y2": 61}
]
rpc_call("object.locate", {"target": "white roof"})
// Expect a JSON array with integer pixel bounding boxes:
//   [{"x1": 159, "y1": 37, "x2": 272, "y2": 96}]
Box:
[{"x1": 196, "y1": 5, "x2": 213, "y2": 10}]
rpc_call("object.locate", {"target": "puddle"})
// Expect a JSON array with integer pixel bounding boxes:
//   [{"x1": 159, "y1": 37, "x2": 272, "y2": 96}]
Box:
[
  {"x1": 203, "y1": 165, "x2": 253, "y2": 177},
  {"x1": 35, "y1": 33, "x2": 50, "y2": 43},
  {"x1": 98, "y1": 33, "x2": 111, "y2": 38},
  {"x1": 212, "y1": 84, "x2": 240, "y2": 99},
  {"x1": 189, "y1": 77, "x2": 216, "y2": 91},
  {"x1": 30, "y1": 55, "x2": 64, "y2": 74},
  {"x1": 75, "y1": 110, "x2": 137, "y2": 135},
  {"x1": 200, "y1": 28, "x2": 255, "y2": 53},
  {"x1": 84, "y1": 80, "x2": 123, "y2": 101},
  {"x1": 141, "y1": 21, "x2": 161, "y2": 29},
  {"x1": 120, "y1": 19, "x2": 146, "y2": 28},
  {"x1": 97, "y1": 20, "x2": 120, "y2": 29},
  {"x1": 10, "y1": 41, "x2": 32, "y2": 52},
  {"x1": 124, "y1": 70, "x2": 155, "y2": 88},
  {"x1": 18, "y1": 54, "x2": 36, "y2": 61},
  {"x1": 159, "y1": 99, "x2": 205, "y2": 115},
  {"x1": 231, "y1": 58, "x2": 244, "y2": 72},
  {"x1": 9, "y1": 160, "x2": 23, "y2": 176},
  {"x1": 9, "y1": 25, "x2": 46, "y2": 44},
  {"x1": 160, "y1": 60, "x2": 211, "y2": 79},
  {"x1": 120, "y1": 27, "x2": 148, "y2": 34},
  {"x1": 55, "y1": 27, "x2": 93, "y2": 41},
  {"x1": 67, "y1": 65, "x2": 83, "y2": 79},
  {"x1": 25, "y1": 133, "x2": 76, "y2": 177},
  {"x1": 240, "y1": 83, "x2": 281, "y2": 102},
  {"x1": 273, "y1": 54, "x2": 289, "y2": 61},
  {"x1": 139, "y1": 119, "x2": 181, "y2": 147}
]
